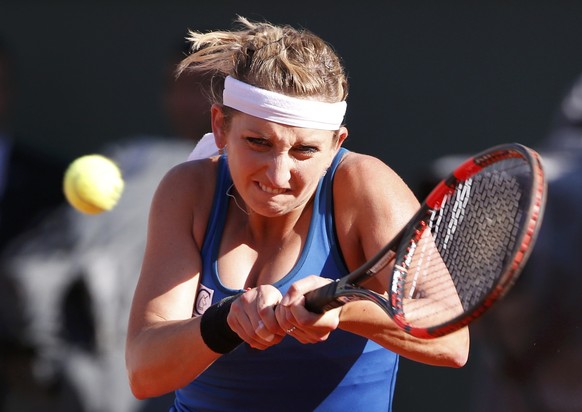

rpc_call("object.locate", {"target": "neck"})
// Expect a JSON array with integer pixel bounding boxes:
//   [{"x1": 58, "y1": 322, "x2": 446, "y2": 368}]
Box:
[
  {"x1": 231, "y1": 195, "x2": 314, "y2": 247},
  {"x1": 226, "y1": 184, "x2": 249, "y2": 215}
]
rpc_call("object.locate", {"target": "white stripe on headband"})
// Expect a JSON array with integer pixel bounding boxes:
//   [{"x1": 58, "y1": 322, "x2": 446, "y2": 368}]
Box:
[{"x1": 223, "y1": 76, "x2": 347, "y2": 130}]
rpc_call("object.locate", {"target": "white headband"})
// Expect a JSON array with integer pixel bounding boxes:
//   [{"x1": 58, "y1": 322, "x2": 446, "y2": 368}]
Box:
[{"x1": 223, "y1": 76, "x2": 347, "y2": 130}]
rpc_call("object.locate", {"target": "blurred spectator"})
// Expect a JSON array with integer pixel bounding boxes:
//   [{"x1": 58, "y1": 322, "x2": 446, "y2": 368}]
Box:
[
  {"x1": 0, "y1": 35, "x2": 67, "y2": 251},
  {"x1": 417, "y1": 74, "x2": 582, "y2": 412},
  {"x1": 469, "y1": 73, "x2": 582, "y2": 412},
  {"x1": 0, "y1": 40, "x2": 212, "y2": 412}
]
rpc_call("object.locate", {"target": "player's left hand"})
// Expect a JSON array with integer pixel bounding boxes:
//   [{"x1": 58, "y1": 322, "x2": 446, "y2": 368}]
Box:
[{"x1": 276, "y1": 276, "x2": 341, "y2": 344}]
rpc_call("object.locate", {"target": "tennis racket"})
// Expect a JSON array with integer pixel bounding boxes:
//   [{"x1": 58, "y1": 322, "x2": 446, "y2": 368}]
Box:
[{"x1": 305, "y1": 143, "x2": 547, "y2": 338}]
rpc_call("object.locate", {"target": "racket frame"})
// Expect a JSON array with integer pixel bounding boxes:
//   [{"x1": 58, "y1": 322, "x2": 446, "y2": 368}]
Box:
[{"x1": 304, "y1": 143, "x2": 547, "y2": 338}]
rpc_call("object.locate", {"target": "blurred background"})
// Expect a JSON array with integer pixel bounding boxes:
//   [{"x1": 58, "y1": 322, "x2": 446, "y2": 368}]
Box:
[{"x1": 1, "y1": 1, "x2": 582, "y2": 411}]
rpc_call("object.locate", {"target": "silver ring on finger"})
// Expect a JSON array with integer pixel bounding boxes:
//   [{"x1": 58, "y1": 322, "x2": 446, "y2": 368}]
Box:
[{"x1": 286, "y1": 326, "x2": 297, "y2": 334}]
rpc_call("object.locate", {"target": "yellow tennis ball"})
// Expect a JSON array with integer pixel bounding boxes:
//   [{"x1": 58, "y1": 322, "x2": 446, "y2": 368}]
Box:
[{"x1": 63, "y1": 154, "x2": 124, "y2": 214}]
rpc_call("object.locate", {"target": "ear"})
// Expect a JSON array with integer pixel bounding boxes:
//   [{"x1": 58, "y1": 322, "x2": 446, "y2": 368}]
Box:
[
  {"x1": 334, "y1": 126, "x2": 348, "y2": 150},
  {"x1": 211, "y1": 104, "x2": 227, "y2": 149}
]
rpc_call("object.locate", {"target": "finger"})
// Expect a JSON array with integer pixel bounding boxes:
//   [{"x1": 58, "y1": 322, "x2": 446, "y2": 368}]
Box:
[
  {"x1": 256, "y1": 288, "x2": 285, "y2": 336},
  {"x1": 275, "y1": 303, "x2": 299, "y2": 334},
  {"x1": 236, "y1": 287, "x2": 286, "y2": 348},
  {"x1": 290, "y1": 301, "x2": 339, "y2": 343},
  {"x1": 253, "y1": 319, "x2": 278, "y2": 342},
  {"x1": 276, "y1": 302, "x2": 333, "y2": 344},
  {"x1": 285, "y1": 325, "x2": 327, "y2": 345},
  {"x1": 227, "y1": 299, "x2": 255, "y2": 340},
  {"x1": 231, "y1": 314, "x2": 279, "y2": 350},
  {"x1": 228, "y1": 290, "x2": 268, "y2": 340},
  {"x1": 248, "y1": 318, "x2": 286, "y2": 349},
  {"x1": 280, "y1": 275, "x2": 334, "y2": 307}
]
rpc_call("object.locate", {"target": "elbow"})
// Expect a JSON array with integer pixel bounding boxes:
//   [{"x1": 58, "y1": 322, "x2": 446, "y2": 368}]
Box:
[
  {"x1": 443, "y1": 328, "x2": 470, "y2": 368},
  {"x1": 130, "y1": 386, "x2": 151, "y2": 401},
  {"x1": 130, "y1": 385, "x2": 149, "y2": 401},
  {"x1": 448, "y1": 346, "x2": 469, "y2": 368},
  {"x1": 127, "y1": 364, "x2": 150, "y2": 400},
  {"x1": 427, "y1": 344, "x2": 468, "y2": 368},
  {"x1": 127, "y1": 366, "x2": 163, "y2": 400},
  {"x1": 126, "y1": 353, "x2": 182, "y2": 400},
  {"x1": 126, "y1": 352, "x2": 160, "y2": 400}
]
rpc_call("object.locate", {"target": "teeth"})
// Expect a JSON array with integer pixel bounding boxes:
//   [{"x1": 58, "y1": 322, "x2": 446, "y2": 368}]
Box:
[{"x1": 259, "y1": 183, "x2": 286, "y2": 194}]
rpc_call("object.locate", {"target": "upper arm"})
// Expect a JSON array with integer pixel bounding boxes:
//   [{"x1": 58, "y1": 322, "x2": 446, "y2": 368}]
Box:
[
  {"x1": 333, "y1": 154, "x2": 469, "y2": 366},
  {"x1": 127, "y1": 160, "x2": 215, "y2": 340},
  {"x1": 334, "y1": 153, "x2": 420, "y2": 274}
]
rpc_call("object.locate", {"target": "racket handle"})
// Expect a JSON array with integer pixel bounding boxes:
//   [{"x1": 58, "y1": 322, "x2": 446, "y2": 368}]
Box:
[{"x1": 304, "y1": 280, "x2": 344, "y2": 314}]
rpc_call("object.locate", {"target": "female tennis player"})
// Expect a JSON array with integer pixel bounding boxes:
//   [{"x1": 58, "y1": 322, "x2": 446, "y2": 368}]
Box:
[{"x1": 126, "y1": 16, "x2": 469, "y2": 412}]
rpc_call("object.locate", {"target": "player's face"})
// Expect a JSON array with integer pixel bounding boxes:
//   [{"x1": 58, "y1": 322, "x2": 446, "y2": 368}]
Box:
[{"x1": 216, "y1": 109, "x2": 346, "y2": 217}]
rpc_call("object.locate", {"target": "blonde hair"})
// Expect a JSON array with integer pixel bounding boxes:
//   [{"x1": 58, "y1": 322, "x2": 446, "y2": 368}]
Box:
[{"x1": 176, "y1": 16, "x2": 348, "y2": 107}]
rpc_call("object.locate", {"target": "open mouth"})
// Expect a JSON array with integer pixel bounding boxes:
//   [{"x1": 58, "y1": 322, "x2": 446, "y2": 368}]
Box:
[{"x1": 258, "y1": 182, "x2": 287, "y2": 195}]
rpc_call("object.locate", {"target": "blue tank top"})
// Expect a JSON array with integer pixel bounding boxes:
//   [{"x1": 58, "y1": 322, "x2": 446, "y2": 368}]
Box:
[{"x1": 173, "y1": 148, "x2": 399, "y2": 412}]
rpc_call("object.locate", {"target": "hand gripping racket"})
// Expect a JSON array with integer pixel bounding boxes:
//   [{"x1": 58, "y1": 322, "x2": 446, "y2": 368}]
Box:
[{"x1": 305, "y1": 143, "x2": 547, "y2": 338}]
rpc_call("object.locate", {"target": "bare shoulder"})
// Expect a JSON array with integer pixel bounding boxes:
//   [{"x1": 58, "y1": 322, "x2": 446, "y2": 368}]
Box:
[
  {"x1": 158, "y1": 156, "x2": 218, "y2": 191},
  {"x1": 333, "y1": 151, "x2": 420, "y2": 268},
  {"x1": 336, "y1": 152, "x2": 398, "y2": 180},
  {"x1": 151, "y1": 156, "x2": 220, "y2": 246},
  {"x1": 334, "y1": 151, "x2": 418, "y2": 212}
]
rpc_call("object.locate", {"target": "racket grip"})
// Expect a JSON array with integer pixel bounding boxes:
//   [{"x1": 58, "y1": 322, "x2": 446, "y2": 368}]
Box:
[{"x1": 304, "y1": 280, "x2": 344, "y2": 314}]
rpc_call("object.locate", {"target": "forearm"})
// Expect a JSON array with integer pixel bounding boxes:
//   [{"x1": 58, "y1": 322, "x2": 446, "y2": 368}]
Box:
[
  {"x1": 126, "y1": 317, "x2": 220, "y2": 399},
  {"x1": 338, "y1": 300, "x2": 469, "y2": 367}
]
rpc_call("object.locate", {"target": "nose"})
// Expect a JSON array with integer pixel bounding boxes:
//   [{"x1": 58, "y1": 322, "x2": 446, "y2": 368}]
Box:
[{"x1": 265, "y1": 153, "x2": 292, "y2": 188}]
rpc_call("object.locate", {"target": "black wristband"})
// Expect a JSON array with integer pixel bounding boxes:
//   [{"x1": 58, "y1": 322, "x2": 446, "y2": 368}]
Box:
[{"x1": 200, "y1": 293, "x2": 244, "y2": 354}]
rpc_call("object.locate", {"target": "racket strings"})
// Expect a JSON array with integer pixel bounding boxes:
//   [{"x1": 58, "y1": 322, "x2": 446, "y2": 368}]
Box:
[
  {"x1": 394, "y1": 157, "x2": 532, "y2": 328},
  {"x1": 441, "y1": 172, "x2": 522, "y2": 306}
]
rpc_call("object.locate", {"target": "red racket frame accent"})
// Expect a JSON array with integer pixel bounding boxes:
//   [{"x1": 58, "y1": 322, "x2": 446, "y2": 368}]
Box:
[{"x1": 391, "y1": 144, "x2": 547, "y2": 338}]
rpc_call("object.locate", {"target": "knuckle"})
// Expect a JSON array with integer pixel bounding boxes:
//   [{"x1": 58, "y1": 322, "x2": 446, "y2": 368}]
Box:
[
  {"x1": 287, "y1": 283, "x2": 301, "y2": 294},
  {"x1": 238, "y1": 291, "x2": 254, "y2": 305},
  {"x1": 258, "y1": 306, "x2": 272, "y2": 318}
]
